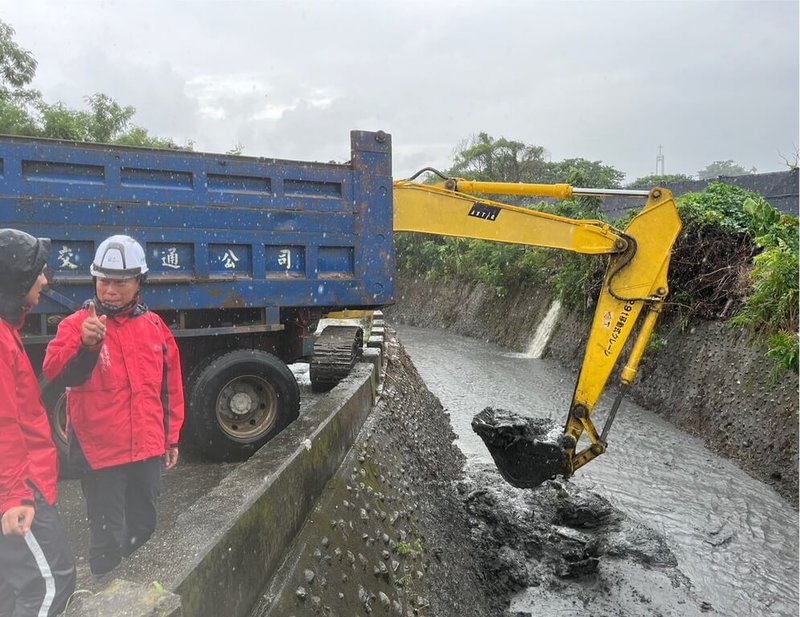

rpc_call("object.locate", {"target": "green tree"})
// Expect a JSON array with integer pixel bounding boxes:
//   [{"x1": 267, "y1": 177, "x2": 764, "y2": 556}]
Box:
[
  {"x1": 226, "y1": 142, "x2": 245, "y2": 156},
  {"x1": 543, "y1": 158, "x2": 624, "y2": 188},
  {"x1": 0, "y1": 97, "x2": 38, "y2": 135},
  {"x1": 447, "y1": 132, "x2": 625, "y2": 190},
  {"x1": 0, "y1": 20, "x2": 38, "y2": 102},
  {"x1": 84, "y1": 93, "x2": 135, "y2": 142},
  {"x1": 449, "y1": 132, "x2": 550, "y2": 182},
  {"x1": 778, "y1": 146, "x2": 798, "y2": 170},
  {"x1": 398, "y1": 133, "x2": 626, "y2": 298},
  {"x1": 113, "y1": 126, "x2": 183, "y2": 149},
  {"x1": 698, "y1": 160, "x2": 755, "y2": 180},
  {"x1": 0, "y1": 20, "x2": 41, "y2": 135},
  {"x1": 627, "y1": 173, "x2": 695, "y2": 189},
  {"x1": 38, "y1": 102, "x2": 90, "y2": 140},
  {"x1": 36, "y1": 94, "x2": 180, "y2": 147}
]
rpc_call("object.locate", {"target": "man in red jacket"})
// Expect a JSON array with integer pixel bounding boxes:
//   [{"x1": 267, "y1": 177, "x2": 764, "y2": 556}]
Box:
[
  {"x1": 0, "y1": 229, "x2": 76, "y2": 616},
  {"x1": 43, "y1": 234, "x2": 184, "y2": 577}
]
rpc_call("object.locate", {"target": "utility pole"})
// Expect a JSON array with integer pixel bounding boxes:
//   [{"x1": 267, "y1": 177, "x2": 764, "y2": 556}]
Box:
[{"x1": 656, "y1": 145, "x2": 665, "y2": 176}]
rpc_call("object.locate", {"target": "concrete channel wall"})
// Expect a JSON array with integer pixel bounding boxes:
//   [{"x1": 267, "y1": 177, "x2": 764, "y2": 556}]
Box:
[{"x1": 65, "y1": 322, "x2": 388, "y2": 617}]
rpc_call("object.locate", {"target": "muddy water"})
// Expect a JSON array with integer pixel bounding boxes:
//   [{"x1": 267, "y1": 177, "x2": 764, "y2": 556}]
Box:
[{"x1": 398, "y1": 325, "x2": 799, "y2": 617}]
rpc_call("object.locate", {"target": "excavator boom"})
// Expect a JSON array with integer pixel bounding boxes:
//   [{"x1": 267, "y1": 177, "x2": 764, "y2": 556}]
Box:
[
  {"x1": 393, "y1": 181, "x2": 629, "y2": 255},
  {"x1": 393, "y1": 177, "x2": 682, "y2": 486}
]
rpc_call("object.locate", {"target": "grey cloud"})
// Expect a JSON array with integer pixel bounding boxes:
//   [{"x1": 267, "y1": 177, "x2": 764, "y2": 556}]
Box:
[
  {"x1": 63, "y1": 48, "x2": 200, "y2": 143},
  {"x1": 0, "y1": 0, "x2": 796, "y2": 182}
]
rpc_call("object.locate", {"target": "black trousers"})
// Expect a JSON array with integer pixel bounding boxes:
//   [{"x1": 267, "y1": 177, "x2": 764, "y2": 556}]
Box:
[
  {"x1": 0, "y1": 492, "x2": 76, "y2": 617},
  {"x1": 80, "y1": 457, "x2": 162, "y2": 576}
]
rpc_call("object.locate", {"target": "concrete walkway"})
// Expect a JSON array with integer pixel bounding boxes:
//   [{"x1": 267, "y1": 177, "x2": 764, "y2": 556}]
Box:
[{"x1": 63, "y1": 341, "x2": 384, "y2": 616}]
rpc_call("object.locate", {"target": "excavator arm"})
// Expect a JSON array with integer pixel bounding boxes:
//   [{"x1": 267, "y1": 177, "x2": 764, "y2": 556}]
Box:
[{"x1": 392, "y1": 177, "x2": 682, "y2": 485}]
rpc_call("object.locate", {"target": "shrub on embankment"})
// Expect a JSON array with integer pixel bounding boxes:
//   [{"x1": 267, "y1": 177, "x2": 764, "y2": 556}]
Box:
[{"x1": 395, "y1": 183, "x2": 799, "y2": 376}]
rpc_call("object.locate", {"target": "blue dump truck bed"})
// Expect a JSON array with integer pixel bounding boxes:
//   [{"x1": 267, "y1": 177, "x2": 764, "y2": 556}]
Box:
[
  {"x1": 0, "y1": 130, "x2": 395, "y2": 461},
  {"x1": 0, "y1": 130, "x2": 394, "y2": 319}
]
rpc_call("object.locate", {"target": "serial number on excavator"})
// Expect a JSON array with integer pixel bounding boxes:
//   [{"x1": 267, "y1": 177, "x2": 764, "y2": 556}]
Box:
[{"x1": 604, "y1": 303, "x2": 634, "y2": 357}]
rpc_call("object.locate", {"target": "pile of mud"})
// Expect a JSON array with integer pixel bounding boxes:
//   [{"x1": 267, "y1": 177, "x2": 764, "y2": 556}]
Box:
[
  {"x1": 256, "y1": 332, "x2": 713, "y2": 616},
  {"x1": 462, "y1": 468, "x2": 714, "y2": 615}
]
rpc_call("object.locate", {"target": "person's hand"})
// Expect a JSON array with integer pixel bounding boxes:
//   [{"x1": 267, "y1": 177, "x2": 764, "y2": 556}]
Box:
[
  {"x1": 2, "y1": 506, "x2": 35, "y2": 537},
  {"x1": 81, "y1": 302, "x2": 107, "y2": 347},
  {"x1": 164, "y1": 447, "x2": 179, "y2": 470}
]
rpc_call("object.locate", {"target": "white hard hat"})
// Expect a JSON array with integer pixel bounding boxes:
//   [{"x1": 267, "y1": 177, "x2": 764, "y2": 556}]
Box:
[{"x1": 90, "y1": 235, "x2": 149, "y2": 279}]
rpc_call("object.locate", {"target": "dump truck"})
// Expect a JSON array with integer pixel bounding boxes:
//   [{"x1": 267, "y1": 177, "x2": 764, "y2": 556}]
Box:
[
  {"x1": 0, "y1": 130, "x2": 681, "y2": 485},
  {"x1": 0, "y1": 131, "x2": 393, "y2": 463}
]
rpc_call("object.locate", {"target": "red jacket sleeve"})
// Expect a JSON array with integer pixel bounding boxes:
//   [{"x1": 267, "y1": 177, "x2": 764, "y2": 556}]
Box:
[
  {"x1": 42, "y1": 313, "x2": 85, "y2": 382},
  {"x1": 161, "y1": 320, "x2": 185, "y2": 448},
  {"x1": 0, "y1": 336, "x2": 34, "y2": 513}
]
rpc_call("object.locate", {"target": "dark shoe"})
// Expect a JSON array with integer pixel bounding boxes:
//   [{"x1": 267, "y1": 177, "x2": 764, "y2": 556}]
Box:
[
  {"x1": 89, "y1": 551, "x2": 121, "y2": 577},
  {"x1": 91, "y1": 571, "x2": 116, "y2": 589}
]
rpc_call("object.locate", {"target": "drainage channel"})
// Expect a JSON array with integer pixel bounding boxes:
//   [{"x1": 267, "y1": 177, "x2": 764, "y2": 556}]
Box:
[{"x1": 398, "y1": 324, "x2": 799, "y2": 617}]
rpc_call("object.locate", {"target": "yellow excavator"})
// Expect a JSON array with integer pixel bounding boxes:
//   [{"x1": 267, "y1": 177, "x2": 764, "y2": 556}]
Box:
[{"x1": 391, "y1": 173, "x2": 682, "y2": 488}]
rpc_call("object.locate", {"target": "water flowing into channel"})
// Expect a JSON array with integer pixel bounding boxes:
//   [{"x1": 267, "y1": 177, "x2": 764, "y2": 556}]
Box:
[
  {"x1": 524, "y1": 299, "x2": 561, "y2": 358},
  {"x1": 398, "y1": 325, "x2": 799, "y2": 617}
]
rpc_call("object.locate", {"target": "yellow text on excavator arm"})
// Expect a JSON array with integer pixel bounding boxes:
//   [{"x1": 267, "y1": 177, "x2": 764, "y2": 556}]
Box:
[{"x1": 392, "y1": 178, "x2": 682, "y2": 482}]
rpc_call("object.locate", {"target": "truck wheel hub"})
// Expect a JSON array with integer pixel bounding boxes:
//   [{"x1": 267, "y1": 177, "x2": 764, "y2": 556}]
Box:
[{"x1": 229, "y1": 392, "x2": 254, "y2": 416}]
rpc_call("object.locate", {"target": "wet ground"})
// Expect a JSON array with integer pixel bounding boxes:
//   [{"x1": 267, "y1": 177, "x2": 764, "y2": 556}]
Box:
[
  {"x1": 397, "y1": 325, "x2": 799, "y2": 617},
  {"x1": 57, "y1": 363, "x2": 318, "y2": 592}
]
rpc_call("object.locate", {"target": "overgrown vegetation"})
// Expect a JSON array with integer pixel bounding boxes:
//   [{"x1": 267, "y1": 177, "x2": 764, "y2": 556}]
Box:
[
  {"x1": 728, "y1": 194, "x2": 799, "y2": 372},
  {"x1": 396, "y1": 540, "x2": 424, "y2": 556},
  {"x1": 626, "y1": 173, "x2": 694, "y2": 189},
  {"x1": 662, "y1": 184, "x2": 798, "y2": 374},
  {"x1": 395, "y1": 199, "x2": 606, "y2": 311},
  {"x1": 697, "y1": 159, "x2": 757, "y2": 180},
  {"x1": 397, "y1": 135, "x2": 799, "y2": 375}
]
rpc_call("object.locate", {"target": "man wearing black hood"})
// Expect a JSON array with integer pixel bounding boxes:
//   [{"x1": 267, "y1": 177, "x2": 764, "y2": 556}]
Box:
[{"x1": 0, "y1": 229, "x2": 76, "y2": 616}]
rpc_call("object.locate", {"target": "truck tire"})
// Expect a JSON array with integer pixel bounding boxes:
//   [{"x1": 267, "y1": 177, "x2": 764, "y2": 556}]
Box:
[
  {"x1": 185, "y1": 349, "x2": 300, "y2": 462},
  {"x1": 39, "y1": 379, "x2": 80, "y2": 479}
]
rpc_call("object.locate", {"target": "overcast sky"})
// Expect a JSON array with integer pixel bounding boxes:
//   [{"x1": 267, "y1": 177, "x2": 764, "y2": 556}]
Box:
[{"x1": 1, "y1": 0, "x2": 798, "y2": 183}]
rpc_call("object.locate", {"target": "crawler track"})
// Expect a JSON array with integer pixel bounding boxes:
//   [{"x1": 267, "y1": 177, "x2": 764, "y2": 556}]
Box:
[{"x1": 310, "y1": 326, "x2": 364, "y2": 392}]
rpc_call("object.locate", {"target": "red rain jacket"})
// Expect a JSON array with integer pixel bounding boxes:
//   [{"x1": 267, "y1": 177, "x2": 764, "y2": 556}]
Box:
[
  {"x1": 0, "y1": 319, "x2": 58, "y2": 513},
  {"x1": 43, "y1": 306, "x2": 184, "y2": 470}
]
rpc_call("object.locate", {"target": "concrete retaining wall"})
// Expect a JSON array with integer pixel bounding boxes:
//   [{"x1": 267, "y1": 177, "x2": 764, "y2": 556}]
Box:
[
  {"x1": 67, "y1": 349, "x2": 384, "y2": 617},
  {"x1": 250, "y1": 331, "x2": 500, "y2": 617}
]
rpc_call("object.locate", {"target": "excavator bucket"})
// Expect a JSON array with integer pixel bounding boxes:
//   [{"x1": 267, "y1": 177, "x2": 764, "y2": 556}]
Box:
[{"x1": 471, "y1": 407, "x2": 568, "y2": 489}]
